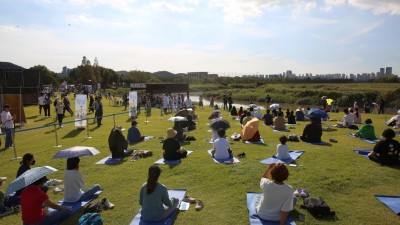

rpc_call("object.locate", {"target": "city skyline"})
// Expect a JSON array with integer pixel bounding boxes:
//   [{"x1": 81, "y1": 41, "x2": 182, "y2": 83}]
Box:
[{"x1": 1, "y1": 0, "x2": 400, "y2": 75}]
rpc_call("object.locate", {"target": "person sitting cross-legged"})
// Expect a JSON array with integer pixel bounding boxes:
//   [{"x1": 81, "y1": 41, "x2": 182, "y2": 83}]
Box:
[
  {"x1": 108, "y1": 126, "x2": 134, "y2": 159},
  {"x1": 139, "y1": 165, "x2": 179, "y2": 222},
  {"x1": 21, "y1": 176, "x2": 71, "y2": 225},
  {"x1": 300, "y1": 117, "x2": 322, "y2": 143},
  {"x1": 127, "y1": 121, "x2": 145, "y2": 145},
  {"x1": 163, "y1": 128, "x2": 187, "y2": 160},
  {"x1": 212, "y1": 128, "x2": 232, "y2": 160},
  {"x1": 368, "y1": 128, "x2": 400, "y2": 166},
  {"x1": 355, "y1": 119, "x2": 376, "y2": 140},
  {"x1": 63, "y1": 157, "x2": 101, "y2": 202},
  {"x1": 254, "y1": 163, "x2": 295, "y2": 224}
]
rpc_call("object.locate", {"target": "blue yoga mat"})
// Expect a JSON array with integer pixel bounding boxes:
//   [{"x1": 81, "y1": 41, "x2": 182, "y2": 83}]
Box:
[
  {"x1": 207, "y1": 150, "x2": 240, "y2": 164},
  {"x1": 130, "y1": 189, "x2": 187, "y2": 225},
  {"x1": 260, "y1": 151, "x2": 304, "y2": 164},
  {"x1": 49, "y1": 190, "x2": 103, "y2": 214},
  {"x1": 245, "y1": 139, "x2": 265, "y2": 145},
  {"x1": 348, "y1": 133, "x2": 379, "y2": 144},
  {"x1": 375, "y1": 195, "x2": 400, "y2": 215},
  {"x1": 95, "y1": 155, "x2": 123, "y2": 165},
  {"x1": 154, "y1": 151, "x2": 193, "y2": 165},
  {"x1": 354, "y1": 149, "x2": 372, "y2": 159},
  {"x1": 247, "y1": 192, "x2": 296, "y2": 225}
]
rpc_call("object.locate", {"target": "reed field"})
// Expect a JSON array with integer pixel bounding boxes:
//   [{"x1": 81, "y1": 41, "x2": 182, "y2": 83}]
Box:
[{"x1": 0, "y1": 89, "x2": 399, "y2": 225}]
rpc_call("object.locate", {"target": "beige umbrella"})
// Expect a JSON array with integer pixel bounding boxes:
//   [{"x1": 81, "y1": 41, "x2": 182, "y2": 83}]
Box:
[{"x1": 241, "y1": 118, "x2": 259, "y2": 140}]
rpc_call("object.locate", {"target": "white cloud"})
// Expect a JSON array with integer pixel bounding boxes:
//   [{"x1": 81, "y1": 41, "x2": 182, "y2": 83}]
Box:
[
  {"x1": 349, "y1": 0, "x2": 400, "y2": 15},
  {"x1": 292, "y1": 0, "x2": 317, "y2": 15},
  {"x1": 149, "y1": 1, "x2": 194, "y2": 13},
  {"x1": 68, "y1": 0, "x2": 135, "y2": 7},
  {"x1": 66, "y1": 14, "x2": 98, "y2": 24},
  {"x1": 210, "y1": 0, "x2": 283, "y2": 23},
  {"x1": 340, "y1": 20, "x2": 383, "y2": 43}
]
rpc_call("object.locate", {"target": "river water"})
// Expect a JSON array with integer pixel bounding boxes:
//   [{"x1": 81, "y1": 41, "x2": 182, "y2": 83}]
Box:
[{"x1": 190, "y1": 95, "x2": 266, "y2": 110}]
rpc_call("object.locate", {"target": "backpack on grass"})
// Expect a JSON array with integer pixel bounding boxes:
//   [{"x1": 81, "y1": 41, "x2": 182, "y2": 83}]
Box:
[
  {"x1": 301, "y1": 197, "x2": 335, "y2": 217},
  {"x1": 79, "y1": 213, "x2": 103, "y2": 225}
]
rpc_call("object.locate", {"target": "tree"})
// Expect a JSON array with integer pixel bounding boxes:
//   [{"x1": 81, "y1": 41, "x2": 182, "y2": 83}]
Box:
[{"x1": 29, "y1": 65, "x2": 60, "y2": 86}]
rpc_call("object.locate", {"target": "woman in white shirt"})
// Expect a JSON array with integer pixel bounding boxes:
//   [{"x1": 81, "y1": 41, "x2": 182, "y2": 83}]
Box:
[
  {"x1": 255, "y1": 163, "x2": 294, "y2": 224},
  {"x1": 63, "y1": 157, "x2": 101, "y2": 202}
]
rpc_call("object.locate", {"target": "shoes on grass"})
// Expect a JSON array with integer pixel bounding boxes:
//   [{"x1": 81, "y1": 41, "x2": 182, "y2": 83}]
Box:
[
  {"x1": 47, "y1": 179, "x2": 63, "y2": 187},
  {"x1": 0, "y1": 207, "x2": 15, "y2": 217},
  {"x1": 329, "y1": 138, "x2": 338, "y2": 143},
  {"x1": 195, "y1": 200, "x2": 204, "y2": 211},
  {"x1": 53, "y1": 185, "x2": 64, "y2": 193},
  {"x1": 182, "y1": 195, "x2": 196, "y2": 203},
  {"x1": 13, "y1": 205, "x2": 21, "y2": 213},
  {"x1": 294, "y1": 188, "x2": 309, "y2": 198},
  {"x1": 101, "y1": 198, "x2": 115, "y2": 209},
  {"x1": 237, "y1": 152, "x2": 246, "y2": 158}
]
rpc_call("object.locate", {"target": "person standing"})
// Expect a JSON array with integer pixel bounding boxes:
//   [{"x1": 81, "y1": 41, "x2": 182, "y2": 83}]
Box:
[
  {"x1": 43, "y1": 94, "x2": 52, "y2": 117},
  {"x1": 378, "y1": 99, "x2": 385, "y2": 114},
  {"x1": 94, "y1": 96, "x2": 103, "y2": 126},
  {"x1": 227, "y1": 94, "x2": 233, "y2": 112},
  {"x1": 223, "y1": 95, "x2": 228, "y2": 110},
  {"x1": 1, "y1": 104, "x2": 15, "y2": 149},
  {"x1": 62, "y1": 95, "x2": 74, "y2": 117},
  {"x1": 265, "y1": 95, "x2": 271, "y2": 105},
  {"x1": 38, "y1": 93, "x2": 45, "y2": 115},
  {"x1": 55, "y1": 100, "x2": 64, "y2": 128}
]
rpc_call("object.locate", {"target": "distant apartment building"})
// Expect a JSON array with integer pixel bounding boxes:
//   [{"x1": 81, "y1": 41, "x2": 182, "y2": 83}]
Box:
[
  {"x1": 386, "y1": 67, "x2": 392, "y2": 75},
  {"x1": 60, "y1": 66, "x2": 69, "y2": 77},
  {"x1": 185, "y1": 72, "x2": 218, "y2": 80},
  {"x1": 380, "y1": 68, "x2": 385, "y2": 76}
]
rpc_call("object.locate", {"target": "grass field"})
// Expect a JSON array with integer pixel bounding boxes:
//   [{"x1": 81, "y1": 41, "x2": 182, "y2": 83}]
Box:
[{"x1": 0, "y1": 95, "x2": 399, "y2": 225}]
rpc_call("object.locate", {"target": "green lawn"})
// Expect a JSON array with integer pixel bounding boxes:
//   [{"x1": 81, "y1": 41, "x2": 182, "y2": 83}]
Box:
[{"x1": 1, "y1": 96, "x2": 399, "y2": 225}]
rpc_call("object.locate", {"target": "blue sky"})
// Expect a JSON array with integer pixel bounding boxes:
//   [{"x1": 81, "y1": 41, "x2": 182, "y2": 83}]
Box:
[{"x1": 0, "y1": 0, "x2": 399, "y2": 75}]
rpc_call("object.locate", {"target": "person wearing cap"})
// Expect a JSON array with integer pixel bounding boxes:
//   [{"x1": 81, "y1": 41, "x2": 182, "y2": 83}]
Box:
[
  {"x1": 127, "y1": 121, "x2": 145, "y2": 145},
  {"x1": 21, "y1": 176, "x2": 71, "y2": 225},
  {"x1": 368, "y1": 128, "x2": 400, "y2": 165},
  {"x1": 163, "y1": 128, "x2": 187, "y2": 160},
  {"x1": 139, "y1": 165, "x2": 179, "y2": 221},
  {"x1": 108, "y1": 126, "x2": 134, "y2": 158},
  {"x1": 295, "y1": 107, "x2": 305, "y2": 121},
  {"x1": 63, "y1": 157, "x2": 101, "y2": 202},
  {"x1": 355, "y1": 119, "x2": 376, "y2": 140}
]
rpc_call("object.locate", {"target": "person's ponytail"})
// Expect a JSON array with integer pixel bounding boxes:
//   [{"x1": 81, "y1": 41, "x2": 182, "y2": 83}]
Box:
[{"x1": 146, "y1": 174, "x2": 159, "y2": 194}]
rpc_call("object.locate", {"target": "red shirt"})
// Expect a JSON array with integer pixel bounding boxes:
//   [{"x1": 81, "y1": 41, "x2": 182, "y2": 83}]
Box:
[{"x1": 21, "y1": 185, "x2": 49, "y2": 224}]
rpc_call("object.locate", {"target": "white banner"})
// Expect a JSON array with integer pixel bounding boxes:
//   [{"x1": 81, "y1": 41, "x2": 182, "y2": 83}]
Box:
[
  {"x1": 75, "y1": 94, "x2": 87, "y2": 127},
  {"x1": 129, "y1": 91, "x2": 137, "y2": 117}
]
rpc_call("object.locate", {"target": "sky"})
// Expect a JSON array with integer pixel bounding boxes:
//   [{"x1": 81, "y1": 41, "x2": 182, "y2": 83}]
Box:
[{"x1": 0, "y1": 0, "x2": 399, "y2": 76}]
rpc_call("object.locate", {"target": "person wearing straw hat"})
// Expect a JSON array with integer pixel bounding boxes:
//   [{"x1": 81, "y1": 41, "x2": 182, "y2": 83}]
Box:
[
  {"x1": 139, "y1": 165, "x2": 179, "y2": 221},
  {"x1": 21, "y1": 176, "x2": 71, "y2": 225},
  {"x1": 163, "y1": 128, "x2": 187, "y2": 160}
]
